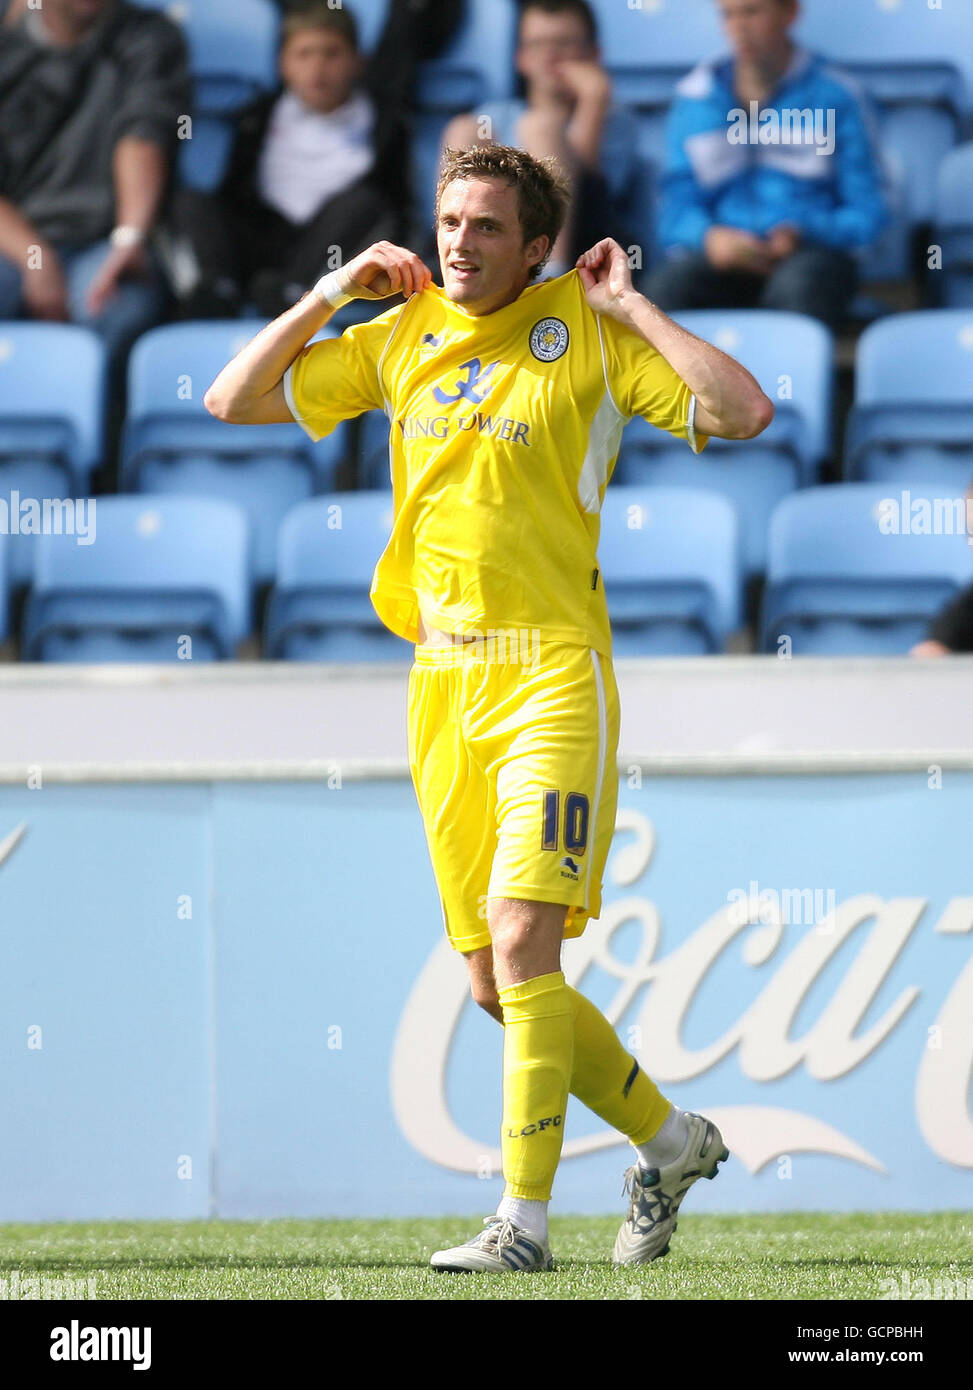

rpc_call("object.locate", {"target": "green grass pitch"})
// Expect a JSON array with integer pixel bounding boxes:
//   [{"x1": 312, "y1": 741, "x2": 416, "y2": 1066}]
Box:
[{"x1": 1, "y1": 1213, "x2": 971, "y2": 1300}]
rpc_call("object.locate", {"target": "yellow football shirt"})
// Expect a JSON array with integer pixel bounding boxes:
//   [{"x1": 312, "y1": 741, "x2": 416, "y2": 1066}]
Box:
[{"x1": 283, "y1": 269, "x2": 708, "y2": 657}]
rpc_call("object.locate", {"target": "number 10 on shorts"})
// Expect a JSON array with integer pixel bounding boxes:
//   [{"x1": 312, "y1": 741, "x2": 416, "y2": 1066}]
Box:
[{"x1": 541, "y1": 789, "x2": 590, "y2": 854}]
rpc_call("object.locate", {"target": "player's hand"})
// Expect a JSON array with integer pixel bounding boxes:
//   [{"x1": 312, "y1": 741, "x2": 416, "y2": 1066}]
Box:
[
  {"x1": 910, "y1": 640, "x2": 951, "y2": 658},
  {"x1": 551, "y1": 59, "x2": 611, "y2": 107},
  {"x1": 22, "y1": 251, "x2": 69, "y2": 320},
  {"x1": 766, "y1": 223, "x2": 801, "y2": 262},
  {"x1": 704, "y1": 226, "x2": 772, "y2": 275},
  {"x1": 85, "y1": 244, "x2": 150, "y2": 316},
  {"x1": 575, "y1": 237, "x2": 635, "y2": 318},
  {"x1": 339, "y1": 242, "x2": 433, "y2": 300}
]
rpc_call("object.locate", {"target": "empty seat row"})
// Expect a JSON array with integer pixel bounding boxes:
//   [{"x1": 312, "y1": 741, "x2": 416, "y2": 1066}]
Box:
[{"x1": 0, "y1": 485, "x2": 969, "y2": 662}]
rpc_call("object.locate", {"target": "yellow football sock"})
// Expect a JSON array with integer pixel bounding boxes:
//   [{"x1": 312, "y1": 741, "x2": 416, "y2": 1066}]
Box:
[
  {"x1": 498, "y1": 971, "x2": 574, "y2": 1202},
  {"x1": 568, "y1": 987, "x2": 671, "y2": 1145}
]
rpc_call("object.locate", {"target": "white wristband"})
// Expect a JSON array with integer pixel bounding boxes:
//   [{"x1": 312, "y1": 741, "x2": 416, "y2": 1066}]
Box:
[
  {"x1": 110, "y1": 224, "x2": 145, "y2": 250},
  {"x1": 313, "y1": 270, "x2": 353, "y2": 309}
]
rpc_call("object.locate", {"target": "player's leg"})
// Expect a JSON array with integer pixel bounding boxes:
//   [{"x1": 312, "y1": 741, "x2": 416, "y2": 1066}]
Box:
[
  {"x1": 488, "y1": 896, "x2": 572, "y2": 1254},
  {"x1": 459, "y1": 644, "x2": 727, "y2": 1264},
  {"x1": 431, "y1": 898, "x2": 567, "y2": 1273},
  {"x1": 468, "y1": 930, "x2": 729, "y2": 1268},
  {"x1": 463, "y1": 938, "x2": 682, "y2": 1182}
]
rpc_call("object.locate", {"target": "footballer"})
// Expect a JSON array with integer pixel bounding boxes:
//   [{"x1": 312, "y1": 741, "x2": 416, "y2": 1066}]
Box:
[{"x1": 205, "y1": 143, "x2": 773, "y2": 1273}]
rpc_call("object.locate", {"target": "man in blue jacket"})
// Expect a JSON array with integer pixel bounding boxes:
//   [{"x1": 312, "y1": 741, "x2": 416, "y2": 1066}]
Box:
[{"x1": 647, "y1": 0, "x2": 890, "y2": 328}]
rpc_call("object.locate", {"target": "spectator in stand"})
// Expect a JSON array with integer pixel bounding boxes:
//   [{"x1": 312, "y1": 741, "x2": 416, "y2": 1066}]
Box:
[
  {"x1": 171, "y1": 4, "x2": 402, "y2": 319},
  {"x1": 171, "y1": 0, "x2": 464, "y2": 319},
  {"x1": 439, "y1": 0, "x2": 638, "y2": 277},
  {"x1": 0, "y1": 0, "x2": 189, "y2": 375},
  {"x1": 911, "y1": 483, "x2": 973, "y2": 657},
  {"x1": 646, "y1": 0, "x2": 890, "y2": 329}
]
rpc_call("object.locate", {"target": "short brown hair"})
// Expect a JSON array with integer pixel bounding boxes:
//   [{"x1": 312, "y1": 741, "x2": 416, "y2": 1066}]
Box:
[
  {"x1": 281, "y1": 2, "x2": 358, "y2": 51},
  {"x1": 435, "y1": 143, "x2": 571, "y2": 280},
  {"x1": 518, "y1": 0, "x2": 598, "y2": 46}
]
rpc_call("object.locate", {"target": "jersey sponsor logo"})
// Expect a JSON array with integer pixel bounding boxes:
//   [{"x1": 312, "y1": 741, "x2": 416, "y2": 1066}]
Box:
[
  {"x1": 561, "y1": 855, "x2": 581, "y2": 879},
  {"x1": 432, "y1": 357, "x2": 499, "y2": 404},
  {"x1": 529, "y1": 317, "x2": 569, "y2": 362},
  {"x1": 396, "y1": 412, "x2": 530, "y2": 445}
]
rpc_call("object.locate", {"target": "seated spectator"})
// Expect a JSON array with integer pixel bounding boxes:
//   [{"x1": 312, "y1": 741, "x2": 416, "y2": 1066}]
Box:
[
  {"x1": 439, "y1": 0, "x2": 638, "y2": 277},
  {"x1": 912, "y1": 483, "x2": 973, "y2": 656},
  {"x1": 0, "y1": 0, "x2": 189, "y2": 376},
  {"x1": 170, "y1": 1, "x2": 442, "y2": 320},
  {"x1": 647, "y1": 0, "x2": 890, "y2": 329}
]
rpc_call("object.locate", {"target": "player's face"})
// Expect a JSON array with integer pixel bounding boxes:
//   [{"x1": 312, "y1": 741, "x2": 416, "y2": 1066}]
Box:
[
  {"x1": 436, "y1": 178, "x2": 549, "y2": 315},
  {"x1": 516, "y1": 8, "x2": 596, "y2": 99},
  {"x1": 279, "y1": 29, "x2": 362, "y2": 114},
  {"x1": 718, "y1": 0, "x2": 797, "y2": 65}
]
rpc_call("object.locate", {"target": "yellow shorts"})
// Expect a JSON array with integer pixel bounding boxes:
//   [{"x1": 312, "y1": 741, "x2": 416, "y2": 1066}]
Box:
[{"x1": 407, "y1": 637, "x2": 621, "y2": 953}]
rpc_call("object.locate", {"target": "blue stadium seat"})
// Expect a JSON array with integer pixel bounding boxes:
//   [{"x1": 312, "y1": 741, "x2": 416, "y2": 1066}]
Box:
[
  {"x1": 265, "y1": 494, "x2": 414, "y2": 661},
  {"x1": 839, "y1": 63, "x2": 965, "y2": 229},
  {"x1": 176, "y1": 116, "x2": 236, "y2": 193},
  {"x1": 130, "y1": 0, "x2": 279, "y2": 113},
  {"x1": 23, "y1": 497, "x2": 252, "y2": 663},
  {"x1": 129, "y1": 0, "x2": 278, "y2": 186},
  {"x1": 935, "y1": 144, "x2": 973, "y2": 308},
  {"x1": 594, "y1": 0, "x2": 722, "y2": 107},
  {"x1": 794, "y1": 0, "x2": 973, "y2": 124},
  {"x1": 122, "y1": 322, "x2": 349, "y2": 583},
  {"x1": 0, "y1": 324, "x2": 107, "y2": 586},
  {"x1": 592, "y1": 0, "x2": 721, "y2": 188},
  {"x1": 761, "y1": 483, "x2": 973, "y2": 655},
  {"x1": 795, "y1": 1, "x2": 972, "y2": 227},
  {"x1": 846, "y1": 310, "x2": 973, "y2": 492},
  {"x1": 598, "y1": 485, "x2": 742, "y2": 655},
  {"x1": 410, "y1": 0, "x2": 519, "y2": 236},
  {"x1": 614, "y1": 310, "x2": 833, "y2": 575},
  {"x1": 846, "y1": 143, "x2": 909, "y2": 296},
  {"x1": 357, "y1": 410, "x2": 392, "y2": 489},
  {"x1": 416, "y1": 0, "x2": 517, "y2": 109},
  {"x1": 341, "y1": 0, "x2": 389, "y2": 54}
]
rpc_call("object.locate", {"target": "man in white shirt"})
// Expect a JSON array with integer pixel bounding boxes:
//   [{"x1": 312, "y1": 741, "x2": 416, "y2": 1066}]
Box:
[{"x1": 170, "y1": 2, "x2": 408, "y2": 318}]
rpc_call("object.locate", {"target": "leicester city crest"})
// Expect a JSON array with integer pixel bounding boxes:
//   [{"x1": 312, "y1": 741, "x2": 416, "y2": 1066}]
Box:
[{"x1": 529, "y1": 317, "x2": 569, "y2": 362}]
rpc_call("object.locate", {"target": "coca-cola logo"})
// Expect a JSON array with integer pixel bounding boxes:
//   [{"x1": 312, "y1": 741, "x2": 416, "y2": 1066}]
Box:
[
  {"x1": 392, "y1": 810, "x2": 973, "y2": 1174},
  {"x1": 0, "y1": 824, "x2": 26, "y2": 872}
]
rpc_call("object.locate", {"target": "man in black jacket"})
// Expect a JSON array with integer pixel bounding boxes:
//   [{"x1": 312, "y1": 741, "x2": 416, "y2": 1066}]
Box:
[
  {"x1": 0, "y1": 0, "x2": 189, "y2": 373},
  {"x1": 172, "y1": 0, "x2": 457, "y2": 319}
]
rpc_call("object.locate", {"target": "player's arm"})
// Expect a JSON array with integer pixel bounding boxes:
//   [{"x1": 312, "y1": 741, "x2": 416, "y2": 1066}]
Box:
[
  {"x1": 576, "y1": 238, "x2": 774, "y2": 440},
  {"x1": 203, "y1": 242, "x2": 433, "y2": 425}
]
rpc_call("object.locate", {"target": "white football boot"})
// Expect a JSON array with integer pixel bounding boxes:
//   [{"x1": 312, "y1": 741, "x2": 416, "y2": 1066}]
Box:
[
  {"x1": 612, "y1": 1111, "x2": 729, "y2": 1266},
  {"x1": 430, "y1": 1217, "x2": 554, "y2": 1273}
]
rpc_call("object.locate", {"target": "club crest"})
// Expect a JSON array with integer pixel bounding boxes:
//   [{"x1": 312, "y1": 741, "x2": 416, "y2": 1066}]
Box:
[{"x1": 529, "y1": 317, "x2": 569, "y2": 362}]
